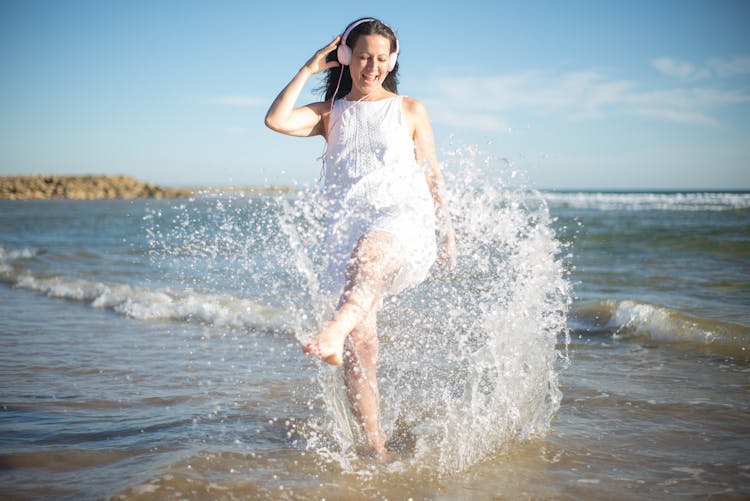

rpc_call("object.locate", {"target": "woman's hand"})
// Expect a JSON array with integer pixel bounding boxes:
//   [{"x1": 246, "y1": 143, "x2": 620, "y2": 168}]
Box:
[
  {"x1": 302, "y1": 36, "x2": 341, "y2": 75},
  {"x1": 439, "y1": 231, "x2": 457, "y2": 271}
]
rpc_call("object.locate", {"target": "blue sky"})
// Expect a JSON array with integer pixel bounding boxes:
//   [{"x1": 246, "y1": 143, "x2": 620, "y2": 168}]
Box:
[{"x1": 1, "y1": 0, "x2": 748, "y2": 190}]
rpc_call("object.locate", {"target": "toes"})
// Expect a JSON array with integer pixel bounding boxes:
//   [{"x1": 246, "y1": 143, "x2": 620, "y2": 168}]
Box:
[
  {"x1": 302, "y1": 338, "x2": 343, "y2": 365},
  {"x1": 303, "y1": 342, "x2": 318, "y2": 356}
]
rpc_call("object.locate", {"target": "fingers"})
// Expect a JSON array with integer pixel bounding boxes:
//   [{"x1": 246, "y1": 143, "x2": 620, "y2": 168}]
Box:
[
  {"x1": 302, "y1": 36, "x2": 342, "y2": 74},
  {"x1": 320, "y1": 35, "x2": 341, "y2": 56},
  {"x1": 438, "y1": 254, "x2": 449, "y2": 270},
  {"x1": 317, "y1": 36, "x2": 341, "y2": 63},
  {"x1": 439, "y1": 245, "x2": 457, "y2": 271},
  {"x1": 442, "y1": 256, "x2": 456, "y2": 271}
]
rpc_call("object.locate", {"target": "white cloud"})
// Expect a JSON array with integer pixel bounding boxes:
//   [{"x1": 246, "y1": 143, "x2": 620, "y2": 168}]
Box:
[
  {"x1": 434, "y1": 71, "x2": 624, "y2": 115},
  {"x1": 209, "y1": 95, "x2": 266, "y2": 107},
  {"x1": 630, "y1": 87, "x2": 750, "y2": 109},
  {"x1": 224, "y1": 125, "x2": 248, "y2": 134},
  {"x1": 427, "y1": 106, "x2": 511, "y2": 133},
  {"x1": 428, "y1": 63, "x2": 750, "y2": 132},
  {"x1": 632, "y1": 108, "x2": 719, "y2": 127},
  {"x1": 651, "y1": 58, "x2": 708, "y2": 79},
  {"x1": 708, "y1": 57, "x2": 750, "y2": 77},
  {"x1": 652, "y1": 56, "x2": 750, "y2": 79}
]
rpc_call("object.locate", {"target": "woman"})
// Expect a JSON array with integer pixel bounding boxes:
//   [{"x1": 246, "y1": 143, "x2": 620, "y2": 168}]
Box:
[{"x1": 265, "y1": 17, "x2": 455, "y2": 459}]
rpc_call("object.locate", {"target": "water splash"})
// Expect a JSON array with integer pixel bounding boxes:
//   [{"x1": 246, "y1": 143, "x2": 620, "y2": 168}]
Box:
[
  {"x1": 143, "y1": 192, "x2": 315, "y2": 323},
  {"x1": 281, "y1": 145, "x2": 571, "y2": 473},
  {"x1": 140, "y1": 147, "x2": 571, "y2": 474}
]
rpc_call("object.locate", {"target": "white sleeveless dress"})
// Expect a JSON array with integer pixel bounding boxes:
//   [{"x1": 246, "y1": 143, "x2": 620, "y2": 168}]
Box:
[{"x1": 321, "y1": 96, "x2": 437, "y2": 297}]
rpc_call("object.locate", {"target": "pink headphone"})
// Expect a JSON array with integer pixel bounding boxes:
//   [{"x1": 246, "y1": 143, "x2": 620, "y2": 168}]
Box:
[{"x1": 337, "y1": 18, "x2": 399, "y2": 71}]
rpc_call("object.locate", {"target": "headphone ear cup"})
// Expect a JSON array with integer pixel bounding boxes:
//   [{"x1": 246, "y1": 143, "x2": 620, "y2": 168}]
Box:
[
  {"x1": 389, "y1": 52, "x2": 398, "y2": 71},
  {"x1": 337, "y1": 44, "x2": 351, "y2": 66}
]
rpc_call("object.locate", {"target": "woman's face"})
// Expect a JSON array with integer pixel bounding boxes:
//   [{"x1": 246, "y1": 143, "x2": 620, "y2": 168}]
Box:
[{"x1": 348, "y1": 34, "x2": 393, "y2": 97}]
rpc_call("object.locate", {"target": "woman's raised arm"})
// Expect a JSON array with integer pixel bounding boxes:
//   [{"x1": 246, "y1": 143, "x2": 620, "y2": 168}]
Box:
[{"x1": 264, "y1": 36, "x2": 340, "y2": 137}]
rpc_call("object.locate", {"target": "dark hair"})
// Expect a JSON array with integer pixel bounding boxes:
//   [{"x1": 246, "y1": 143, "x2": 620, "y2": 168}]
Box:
[{"x1": 319, "y1": 18, "x2": 399, "y2": 101}]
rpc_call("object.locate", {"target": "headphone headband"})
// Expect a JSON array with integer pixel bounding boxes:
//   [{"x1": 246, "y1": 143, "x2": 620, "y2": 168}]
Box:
[{"x1": 337, "y1": 18, "x2": 399, "y2": 71}]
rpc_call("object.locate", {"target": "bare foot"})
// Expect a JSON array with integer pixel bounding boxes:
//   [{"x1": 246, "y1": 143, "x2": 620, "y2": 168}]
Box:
[
  {"x1": 365, "y1": 429, "x2": 389, "y2": 462},
  {"x1": 303, "y1": 321, "x2": 349, "y2": 365},
  {"x1": 355, "y1": 437, "x2": 390, "y2": 463},
  {"x1": 371, "y1": 443, "x2": 390, "y2": 463},
  {"x1": 377, "y1": 451, "x2": 391, "y2": 463}
]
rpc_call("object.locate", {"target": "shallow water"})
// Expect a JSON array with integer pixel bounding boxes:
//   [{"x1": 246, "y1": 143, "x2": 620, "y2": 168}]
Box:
[
  {"x1": 2, "y1": 285, "x2": 748, "y2": 500},
  {"x1": 1, "y1": 186, "x2": 749, "y2": 499}
]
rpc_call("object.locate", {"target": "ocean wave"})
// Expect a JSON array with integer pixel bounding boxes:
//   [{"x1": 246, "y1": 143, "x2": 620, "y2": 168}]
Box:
[
  {"x1": 540, "y1": 191, "x2": 750, "y2": 211},
  {"x1": 0, "y1": 244, "x2": 287, "y2": 331},
  {"x1": 571, "y1": 299, "x2": 750, "y2": 356},
  {"x1": 0, "y1": 245, "x2": 39, "y2": 264}
]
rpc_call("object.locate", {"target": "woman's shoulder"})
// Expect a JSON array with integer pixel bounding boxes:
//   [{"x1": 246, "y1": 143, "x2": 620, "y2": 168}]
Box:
[
  {"x1": 308, "y1": 100, "x2": 333, "y2": 113},
  {"x1": 400, "y1": 96, "x2": 430, "y2": 122}
]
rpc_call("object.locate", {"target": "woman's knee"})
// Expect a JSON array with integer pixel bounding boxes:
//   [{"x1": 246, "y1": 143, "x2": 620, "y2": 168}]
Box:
[
  {"x1": 351, "y1": 320, "x2": 377, "y2": 346},
  {"x1": 352, "y1": 232, "x2": 404, "y2": 277}
]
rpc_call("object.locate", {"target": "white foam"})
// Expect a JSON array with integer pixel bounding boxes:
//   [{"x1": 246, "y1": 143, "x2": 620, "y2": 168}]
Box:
[
  {"x1": 540, "y1": 191, "x2": 750, "y2": 211},
  {"x1": 606, "y1": 299, "x2": 750, "y2": 350},
  {"x1": 0, "y1": 245, "x2": 38, "y2": 261},
  {"x1": 0, "y1": 245, "x2": 39, "y2": 275},
  {"x1": 5, "y1": 267, "x2": 286, "y2": 330}
]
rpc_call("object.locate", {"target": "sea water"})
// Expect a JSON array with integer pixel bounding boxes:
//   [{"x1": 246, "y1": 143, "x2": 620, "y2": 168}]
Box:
[{"x1": 1, "y1": 151, "x2": 749, "y2": 499}]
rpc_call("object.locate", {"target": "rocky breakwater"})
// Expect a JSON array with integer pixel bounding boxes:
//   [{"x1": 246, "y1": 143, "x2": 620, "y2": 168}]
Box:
[{"x1": 0, "y1": 175, "x2": 194, "y2": 200}]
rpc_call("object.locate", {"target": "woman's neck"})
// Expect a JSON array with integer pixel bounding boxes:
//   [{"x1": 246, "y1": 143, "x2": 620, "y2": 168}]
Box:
[{"x1": 344, "y1": 89, "x2": 394, "y2": 102}]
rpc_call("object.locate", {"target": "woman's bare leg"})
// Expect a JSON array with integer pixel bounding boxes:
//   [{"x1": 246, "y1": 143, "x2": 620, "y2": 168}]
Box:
[
  {"x1": 304, "y1": 231, "x2": 403, "y2": 458},
  {"x1": 343, "y1": 309, "x2": 387, "y2": 457},
  {"x1": 304, "y1": 231, "x2": 403, "y2": 366}
]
